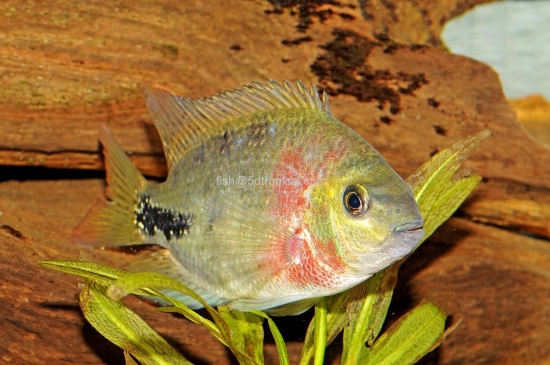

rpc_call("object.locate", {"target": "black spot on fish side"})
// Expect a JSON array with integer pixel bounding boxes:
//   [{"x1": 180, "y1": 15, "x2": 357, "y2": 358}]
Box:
[{"x1": 135, "y1": 195, "x2": 193, "y2": 241}]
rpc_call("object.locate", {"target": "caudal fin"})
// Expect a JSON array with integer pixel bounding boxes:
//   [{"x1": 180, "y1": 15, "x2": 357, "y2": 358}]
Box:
[{"x1": 72, "y1": 125, "x2": 148, "y2": 247}]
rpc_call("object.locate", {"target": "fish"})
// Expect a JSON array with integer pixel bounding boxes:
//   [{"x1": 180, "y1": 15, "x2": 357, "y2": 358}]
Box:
[{"x1": 72, "y1": 80, "x2": 424, "y2": 316}]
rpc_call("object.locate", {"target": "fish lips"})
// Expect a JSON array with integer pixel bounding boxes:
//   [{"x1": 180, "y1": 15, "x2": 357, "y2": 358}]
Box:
[
  {"x1": 360, "y1": 220, "x2": 424, "y2": 274},
  {"x1": 394, "y1": 220, "x2": 425, "y2": 249}
]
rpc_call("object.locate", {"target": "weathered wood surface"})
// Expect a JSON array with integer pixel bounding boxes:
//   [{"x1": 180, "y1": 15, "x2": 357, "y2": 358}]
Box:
[
  {"x1": 1, "y1": 0, "x2": 549, "y2": 364},
  {"x1": 510, "y1": 95, "x2": 550, "y2": 147}
]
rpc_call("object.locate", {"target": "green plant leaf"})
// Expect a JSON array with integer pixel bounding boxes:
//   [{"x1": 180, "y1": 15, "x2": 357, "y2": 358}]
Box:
[
  {"x1": 80, "y1": 280, "x2": 192, "y2": 365},
  {"x1": 107, "y1": 271, "x2": 258, "y2": 365},
  {"x1": 250, "y1": 310, "x2": 290, "y2": 365},
  {"x1": 39, "y1": 259, "x2": 228, "y2": 347},
  {"x1": 155, "y1": 303, "x2": 225, "y2": 346},
  {"x1": 340, "y1": 268, "x2": 400, "y2": 364},
  {"x1": 38, "y1": 259, "x2": 153, "y2": 297},
  {"x1": 218, "y1": 306, "x2": 265, "y2": 365},
  {"x1": 407, "y1": 130, "x2": 491, "y2": 241},
  {"x1": 299, "y1": 289, "x2": 352, "y2": 365},
  {"x1": 39, "y1": 259, "x2": 125, "y2": 285},
  {"x1": 362, "y1": 303, "x2": 446, "y2": 365}
]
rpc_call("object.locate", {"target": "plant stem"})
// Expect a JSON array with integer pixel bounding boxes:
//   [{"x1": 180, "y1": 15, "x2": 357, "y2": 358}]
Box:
[{"x1": 313, "y1": 298, "x2": 328, "y2": 365}]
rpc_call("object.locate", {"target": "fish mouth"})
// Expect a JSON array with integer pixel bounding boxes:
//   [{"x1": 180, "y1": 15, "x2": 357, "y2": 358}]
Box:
[
  {"x1": 393, "y1": 219, "x2": 425, "y2": 250},
  {"x1": 386, "y1": 220, "x2": 425, "y2": 258},
  {"x1": 394, "y1": 220, "x2": 424, "y2": 234},
  {"x1": 348, "y1": 219, "x2": 425, "y2": 275},
  {"x1": 366, "y1": 220, "x2": 424, "y2": 271}
]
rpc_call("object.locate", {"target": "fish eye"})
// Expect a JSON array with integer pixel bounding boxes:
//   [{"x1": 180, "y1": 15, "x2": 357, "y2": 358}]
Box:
[{"x1": 343, "y1": 185, "x2": 370, "y2": 217}]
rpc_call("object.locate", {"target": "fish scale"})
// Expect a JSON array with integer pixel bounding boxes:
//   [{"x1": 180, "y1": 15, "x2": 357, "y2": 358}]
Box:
[{"x1": 72, "y1": 80, "x2": 424, "y2": 315}]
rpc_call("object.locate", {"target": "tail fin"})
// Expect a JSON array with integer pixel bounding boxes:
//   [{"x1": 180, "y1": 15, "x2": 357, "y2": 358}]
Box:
[{"x1": 72, "y1": 125, "x2": 148, "y2": 247}]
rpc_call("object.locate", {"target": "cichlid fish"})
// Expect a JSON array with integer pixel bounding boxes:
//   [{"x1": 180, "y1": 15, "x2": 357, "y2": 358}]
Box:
[{"x1": 73, "y1": 80, "x2": 424, "y2": 316}]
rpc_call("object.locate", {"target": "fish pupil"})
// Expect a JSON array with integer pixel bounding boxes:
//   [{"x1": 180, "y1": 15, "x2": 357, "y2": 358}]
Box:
[{"x1": 347, "y1": 193, "x2": 361, "y2": 210}]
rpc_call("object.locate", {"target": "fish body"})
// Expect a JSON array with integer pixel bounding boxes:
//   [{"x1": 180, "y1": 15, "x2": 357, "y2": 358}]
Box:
[{"x1": 73, "y1": 80, "x2": 424, "y2": 315}]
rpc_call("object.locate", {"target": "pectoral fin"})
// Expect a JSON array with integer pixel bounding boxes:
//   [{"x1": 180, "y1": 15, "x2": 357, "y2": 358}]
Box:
[{"x1": 200, "y1": 194, "x2": 300, "y2": 290}]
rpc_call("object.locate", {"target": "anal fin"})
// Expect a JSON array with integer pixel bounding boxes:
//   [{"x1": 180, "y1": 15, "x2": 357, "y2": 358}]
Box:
[{"x1": 128, "y1": 249, "x2": 229, "y2": 309}]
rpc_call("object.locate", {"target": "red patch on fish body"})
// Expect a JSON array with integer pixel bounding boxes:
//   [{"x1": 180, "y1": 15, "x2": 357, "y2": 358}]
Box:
[
  {"x1": 270, "y1": 150, "x2": 311, "y2": 219},
  {"x1": 282, "y1": 233, "x2": 346, "y2": 289},
  {"x1": 271, "y1": 139, "x2": 347, "y2": 220},
  {"x1": 267, "y1": 139, "x2": 349, "y2": 289}
]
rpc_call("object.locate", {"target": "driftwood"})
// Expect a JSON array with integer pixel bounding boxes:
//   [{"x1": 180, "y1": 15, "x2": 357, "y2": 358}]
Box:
[{"x1": 1, "y1": 0, "x2": 549, "y2": 364}]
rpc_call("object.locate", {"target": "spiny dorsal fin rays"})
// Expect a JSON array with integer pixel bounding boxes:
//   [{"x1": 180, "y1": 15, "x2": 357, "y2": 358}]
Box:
[
  {"x1": 144, "y1": 89, "x2": 209, "y2": 171},
  {"x1": 143, "y1": 80, "x2": 330, "y2": 172}
]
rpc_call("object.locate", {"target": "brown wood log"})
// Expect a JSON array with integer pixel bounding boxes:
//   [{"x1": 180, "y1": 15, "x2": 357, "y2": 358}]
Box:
[{"x1": 1, "y1": 1, "x2": 549, "y2": 364}]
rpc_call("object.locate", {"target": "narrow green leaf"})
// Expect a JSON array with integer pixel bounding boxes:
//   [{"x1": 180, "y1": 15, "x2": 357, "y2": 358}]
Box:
[
  {"x1": 80, "y1": 280, "x2": 192, "y2": 365},
  {"x1": 39, "y1": 259, "x2": 125, "y2": 285},
  {"x1": 107, "y1": 271, "x2": 258, "y2": 365},
  {"x1": 299, "y1": 325, "x2": 315, "y2": 365},
  {"x1": 40, "y1": 259, "x2": 233, "y2": 355},
  {"x1": 407, "y1": 130, "x2": 491, "y2": 242},
  {"x1": 313, "y1": 298, "x2": 328, "y2": 365},
  {"x1": 218, "y1": 306, "x2": 265, "y2": 365},
  {"x1": 299, "y1": 289, "x2": 351, "y2": 365},
  {"x1": 156, "y1": 305, "x2": 225, "y2": 346},
  {"x1": 38, "y1": 260, "x2": 152, "y2": 297},
  {"x1": 341, "y1": 269, "x2": 398, "y2": 365},
  {"x1": 250, "y1": 310, "x2": 290, "y2": 365},
  {"x1": 421, "y1": 173, "x2": 482, "y2": 241},
  {"x1": 363, "y1": 303, "x2": 446, "y2": 365}
]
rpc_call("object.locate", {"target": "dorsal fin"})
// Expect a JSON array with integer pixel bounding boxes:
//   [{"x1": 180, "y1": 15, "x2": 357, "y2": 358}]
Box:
[{"x1": 143, "y1": 80, "x2": 330, "y2": 172}]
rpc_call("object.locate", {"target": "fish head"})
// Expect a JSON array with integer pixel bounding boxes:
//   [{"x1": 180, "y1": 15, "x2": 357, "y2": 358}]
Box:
[{"x1": 309, "y1": 142, "x2": 424, "y2": 277}]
